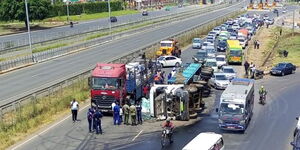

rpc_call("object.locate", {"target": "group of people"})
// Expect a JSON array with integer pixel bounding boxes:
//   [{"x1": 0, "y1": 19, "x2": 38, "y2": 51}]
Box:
[
  {"x1": 244, "y1": 61, "x2": 257, "y2": 78},
  {"x1": 154, "y1": 67, "x2": 177, "y2": 84},
  {"x1": 253, "y1": 40, "x2": 260, "y2": 49},
  {"x1": 111, "y1": 99, "x2": 143, "y2": 126},
  {"x1": 87, "y1": 107, "x2": 104, "y2": 134}
]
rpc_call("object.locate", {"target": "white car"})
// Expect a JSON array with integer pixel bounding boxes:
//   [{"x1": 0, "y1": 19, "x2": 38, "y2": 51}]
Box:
[
  {"x1": 202, "y1": 42, "x2": 214, "y2": 49},
  {"x1": 205, "y1": 46, "x2": 216, "y2": 58},
  {"x1": 192, "y1": 38, "x2": 202, "y2": 49},
  {"x1": 205, "y1": 58, "x2": 218, "y2": 72},
  {"x1": 232, "y1": 24, "x2": 240, "y2": 31},
  {"x1": 157, "y1": 56, "x2": 182, "y2": 67},
  {"x1": 209, "y1": 73, "x2": 230, "y2": 90},
  {"x1": 213, "y1": 28, "x2": 221, "y2": 35},
  {"x1": 238, "y1": 37, "x2": 247, "y2": 49},
  {"x1": 220, "y1": 66, "x2": 237, "y2": 79},
  {"x1": 216, "y1": 55, "x2": 226, "y2": 68}
]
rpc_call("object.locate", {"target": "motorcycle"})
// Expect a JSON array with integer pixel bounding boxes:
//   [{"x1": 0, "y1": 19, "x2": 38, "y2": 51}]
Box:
[
  {"x1": 259, "y1": 92, "x2": 267, "y2": 105},
  {"x1": 161, "y1": 127, "x2": 173, "y2": 147}
]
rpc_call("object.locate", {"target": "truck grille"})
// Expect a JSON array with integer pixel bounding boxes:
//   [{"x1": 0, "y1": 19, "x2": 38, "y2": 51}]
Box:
[{"x1": 93, "y1": 95, "x2": 116, "y2": 107}]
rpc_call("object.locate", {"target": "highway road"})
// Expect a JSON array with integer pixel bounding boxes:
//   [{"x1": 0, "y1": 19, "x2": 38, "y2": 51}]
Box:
[
  {"x1": 0, "y1": 4, "x2": 210, "y2": 50},
  {"x1": 10, "y1": 6, "x2": 300, "y2": 150},
  {"x1": 12, "y1": 32, "x2": 300, "y2": 150},
  {"x1": 0, "y1": 1, "x2": 245, "y2": 106}
]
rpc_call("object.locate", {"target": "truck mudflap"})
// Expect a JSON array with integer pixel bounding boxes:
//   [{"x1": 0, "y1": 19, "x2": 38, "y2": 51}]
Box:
[{"x1": 219, "y1": 123, "x2": 245, "y2": 131}]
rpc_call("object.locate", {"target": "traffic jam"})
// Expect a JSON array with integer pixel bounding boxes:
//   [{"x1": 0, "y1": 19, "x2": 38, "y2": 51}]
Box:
[{"x1": 89, "y1": 12, "x2": 298, "y2": 149}]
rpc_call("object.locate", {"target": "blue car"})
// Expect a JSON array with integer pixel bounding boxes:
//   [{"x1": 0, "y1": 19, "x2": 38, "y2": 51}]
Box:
[{"x1": 270, "y1": 62, "x2": 296, "y2": 76}]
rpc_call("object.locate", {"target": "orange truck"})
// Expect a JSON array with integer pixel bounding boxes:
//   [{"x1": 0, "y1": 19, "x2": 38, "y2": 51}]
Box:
[{"x1": 156, "y1": 39, "x2": 180, "y2": 57}]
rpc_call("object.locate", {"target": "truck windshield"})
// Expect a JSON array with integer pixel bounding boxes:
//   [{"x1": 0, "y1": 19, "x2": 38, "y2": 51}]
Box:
[
  {"x1": 161, "y1": 43, "x2": 172, "y2": 47},
  {"x1": 220, "y1": 103, "x2": 244, "y2": 115},
  {"x1": 230, "y1": 50, "x2": 242, "y2": 57},
  {"x1": 92, "y1": 77, "x2": 120, "y2": 90}
]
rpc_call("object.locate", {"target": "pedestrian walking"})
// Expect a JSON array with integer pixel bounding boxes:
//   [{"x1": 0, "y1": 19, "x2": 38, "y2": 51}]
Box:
[
  {"x1": 251, "y1": 64, "x2": 256, "y2": 79},
  {"x1": 123, "y1": 102, "x2": 130, "y2": 125},
  {"x1": 257, "y1": 40, "x2": 260, "y2": 49},
  {"x1": 119, "y1": 106, "x2": 123, "y2": 124},
  {"x1": 249, "y1": 62, "x2": 254, "y2": 76},
  {"x1": 70, "y1": 99, "x2": 79, "y2": 123},
  {"x1": 87, "y1": 107, "x2": 95, "y2": 133},
  {"x1": 280, "y1": 28, "x2": 282, "y2": 36},
  {"x1": 244, "y1": 61, "x2": 250, "y2": 76},
  {"x1": 136, "y1": 102, "x2": 143, "y2": 125},
  {"x1": 254, "y1": 40, "x2": 257, "y2": 49},
  {"x1": 130, "y1": 103, "x2": 137, "y2": 126},
  {"x1": 94, "y1": 108, "x2": 103, "y2": 134},
  {"x1": 113, "y1": 102, "x2": 120, "y2": 125}
]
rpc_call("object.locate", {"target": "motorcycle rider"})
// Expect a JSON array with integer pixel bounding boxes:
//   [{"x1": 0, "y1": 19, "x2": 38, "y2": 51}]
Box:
[
  {"x1": 259, "y1": 85, "x2": 267, "y2": 103},
  {"x1": 162, "y1": 118, "x2": 175, "y2": 143}
]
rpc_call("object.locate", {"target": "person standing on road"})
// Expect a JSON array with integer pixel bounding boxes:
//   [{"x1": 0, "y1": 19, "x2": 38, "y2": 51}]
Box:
[
  {"x1": 249, "y1": 62, "x2": 254, "y2": 76},
  {"x1": 123, "y1": 102, "x2": 130, "y2": 125},
  {"x1": 94, "y1": 108, "x2": 103, "y2": 134},
  {"x1": 113, "y1": 102, "x2": 120, "y2": 125},
  {"x1": 244, "y1": 61, "x2": 250, "y2": 76},
  {"x1": 130, "y1": 103, "x2": 137, "y2": 126},
  {"x1": 251, "y1": 64, "x2": 256, "y2": 79},
  {"x1": 119, "y1": 106, "x2": 123, "y2": 124},
  {"x1": 87, "y1": 107, "x2": 95, "y2": 133},
  {"x1": 254, "y1": 40, "x2": 257, "y2": 49},
  {"x1": 70, "y1": 99, "x2": 79, "y2": 123},
  {"x1": 136, "y1": 101, "x2": 143, "y2": 125}
]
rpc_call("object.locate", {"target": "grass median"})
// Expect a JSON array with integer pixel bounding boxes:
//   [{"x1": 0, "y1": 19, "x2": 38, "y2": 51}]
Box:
[
  {"x1": 0, "y1": 78, "x2": 89, "y2": 150},
  {"x1": 272, "y1": 28, "x2": 300, "y2": 66}
]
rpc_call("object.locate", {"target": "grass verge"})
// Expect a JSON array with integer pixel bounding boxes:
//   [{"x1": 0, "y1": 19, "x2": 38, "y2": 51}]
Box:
[
  {"x1": 0, "y1": 78, "x2": 89, "y2": 150},
  {"x1": 273, "y1": 28, "x2": 300, "y2": 66},
  {"x1": 44, "y1": 10, "x2": 139, "y2": 22},
  {"x1": 33, "y1": 43, "x2": 68, "y2": 53}
]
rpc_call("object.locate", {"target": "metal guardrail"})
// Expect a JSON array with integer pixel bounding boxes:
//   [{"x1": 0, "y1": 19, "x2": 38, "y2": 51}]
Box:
[
  {"x1": 0, "y1": 3, "x2": 226, "y2": 53},
  {"x1": 0, "y1": 3, "x2": 243, "y2": 116},
  {"x1": 0, "y1": 3, "x2": 230, "y2": 72}
]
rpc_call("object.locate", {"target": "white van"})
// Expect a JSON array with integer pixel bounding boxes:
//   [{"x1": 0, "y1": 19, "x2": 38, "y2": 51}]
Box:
[{"x1": 182, "y1": 132, "x2": 224, "y2": 150}]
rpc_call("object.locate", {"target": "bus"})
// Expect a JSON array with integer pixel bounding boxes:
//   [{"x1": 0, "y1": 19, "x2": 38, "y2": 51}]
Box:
[
  {"x1": 226, "y1": 40, "x2": 243, "y2": 65},
  {"x1": 216, "y1": 78, "x2": 254, "y2": 132}
]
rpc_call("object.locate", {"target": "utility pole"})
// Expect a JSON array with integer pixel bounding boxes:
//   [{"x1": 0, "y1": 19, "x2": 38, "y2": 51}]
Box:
[
  {"x1": 292, "y1": 10, "x2": 295, "y2": 36},
  {"x1": 108, "y1": 0, "x2": 112, "y2": 39},
  {"x1": 67, "y1": 0, "x2": 70, "y2": 23},
  {"x1": 24, "y1": 0, "x2": 33, "y2": 62}
]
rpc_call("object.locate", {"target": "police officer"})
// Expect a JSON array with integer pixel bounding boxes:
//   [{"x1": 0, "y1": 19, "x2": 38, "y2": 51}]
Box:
[
  {"x1": 130, "y1": 103, "x2": 137, "y2": 126},
  {"x1": 93, "y1": 108, "x2": 103, "y2": 134},
  {"x1": 113, "y1": 102, "x2": 120, "y2": 125},
  {"x1": 136, "y1": 102, "x2": 143, "y2": 125},
  {"x1": 123, "y1": 102, "x2": 130, "y2": 125}
]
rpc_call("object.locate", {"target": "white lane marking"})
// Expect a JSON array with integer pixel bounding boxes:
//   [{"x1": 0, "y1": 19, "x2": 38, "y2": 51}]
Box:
[
  {"x1": 11, "y1": 103, "x2": 90, "y2": 150},
  {"x1": 132, "y1": 130, "x2": 143, "y2": 142}
]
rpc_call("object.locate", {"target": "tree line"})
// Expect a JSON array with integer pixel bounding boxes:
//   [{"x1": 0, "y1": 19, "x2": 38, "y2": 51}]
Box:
[{"x1": 0, "y1": 0, "x2": 123, "y2": 27}]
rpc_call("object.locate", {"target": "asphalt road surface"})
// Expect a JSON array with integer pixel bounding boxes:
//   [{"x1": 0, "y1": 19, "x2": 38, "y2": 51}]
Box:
[
  {"x1": 0, "y1": 2, "x2": 246, "y2": 106},
  {"x1": 0, "y1": 4, "x2": 208, "y2": 50},
  {"x1": 10, "y1": 6, "x2": 300, "y2": 149}
]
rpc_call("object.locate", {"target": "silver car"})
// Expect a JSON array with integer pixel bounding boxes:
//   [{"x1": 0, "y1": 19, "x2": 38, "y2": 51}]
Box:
[
  {"x1": 220, "y1": 66, "x2": 237, "y2": 79},
  {"x1": 209, "y1": 73, "x2": 230, "y2": 90}
]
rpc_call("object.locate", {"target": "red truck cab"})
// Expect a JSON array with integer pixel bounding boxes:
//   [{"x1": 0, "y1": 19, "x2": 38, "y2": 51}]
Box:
[{"x1": 90, "y1": 63, "x2": 126, "y2": 112}]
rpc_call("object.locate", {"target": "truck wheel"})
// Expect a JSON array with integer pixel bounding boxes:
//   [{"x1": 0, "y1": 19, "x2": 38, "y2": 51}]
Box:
[
  {"x1": 281, "y1": 72, "x2": 285, "y2": 76},
  {"x1": 175, "y1": 62, "x2": 180, "y2": 67}
]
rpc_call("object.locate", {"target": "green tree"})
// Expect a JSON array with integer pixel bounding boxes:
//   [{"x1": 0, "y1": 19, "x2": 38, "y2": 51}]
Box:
[{"x1": 0, "y1": 0, "x2": 51, "y2": 27}]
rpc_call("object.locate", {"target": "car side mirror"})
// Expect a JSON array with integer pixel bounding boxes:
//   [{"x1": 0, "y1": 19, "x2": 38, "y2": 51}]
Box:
[
  {"x1": 297, "y1": 117, "x2": 299, "y2": 120},
  {"x1": 216, "y1": 108, "x2": 219, "y2": 112}
]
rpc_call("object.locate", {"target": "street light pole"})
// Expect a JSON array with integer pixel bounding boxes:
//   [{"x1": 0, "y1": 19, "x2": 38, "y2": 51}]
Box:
[
  {"x1": 67, "y1": 0, "x2": 70, "y2": 23},
  {"x1": 24, "y1": 0, "x2": 33, "y2": 62},
  {"x1": 108, "y1": 0, "x2": 112, "y2": 39}
]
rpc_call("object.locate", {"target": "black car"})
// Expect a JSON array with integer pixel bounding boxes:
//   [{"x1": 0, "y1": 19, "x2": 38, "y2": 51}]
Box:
[
  {"x1": 270, "y1": 62, "x2": 296, "y2": 76},
  {"x1": 110, "y1": 16, "x2": 117, "y2": 22},
  {"x1": 217, "y1": 40, "x2": 227, "y2": 52},
  {"x1": 142, "y1": 11, "x2": 148, "y2": 16}
]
